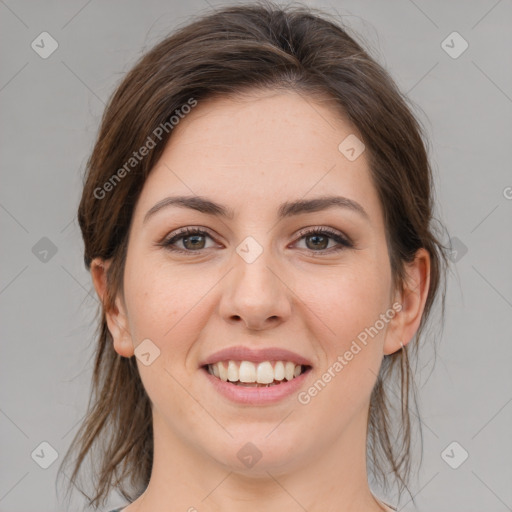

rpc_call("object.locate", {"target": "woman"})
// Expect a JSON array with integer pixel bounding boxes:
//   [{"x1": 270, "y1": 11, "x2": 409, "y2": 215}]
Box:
[{"x1": 58, "y1": 3, "x2": 448, "y2": 511}]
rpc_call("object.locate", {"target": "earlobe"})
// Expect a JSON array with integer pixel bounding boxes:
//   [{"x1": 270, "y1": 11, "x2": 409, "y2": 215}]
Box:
[
  {"x1": 90, "y1": 257, "x2": 135, "y2": 358},
  {"x1": 383, "y1": 248, "x2": 431, "y2": 355}
]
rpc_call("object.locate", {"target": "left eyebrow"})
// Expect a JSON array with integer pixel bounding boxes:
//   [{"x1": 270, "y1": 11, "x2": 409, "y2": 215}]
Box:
[{"x1": 143, "y1": 194, "x2": 370, "y2": 224}]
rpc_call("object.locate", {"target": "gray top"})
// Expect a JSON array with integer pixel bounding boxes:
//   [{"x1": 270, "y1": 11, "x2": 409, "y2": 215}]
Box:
[
  {"x1": 106, "y1": 502, "x2": 396, "y2": 511},
  {"x1": 106, "y1": 498, "x2": 397, "y2": 512},
  {"x1": 106, "y1": 501, "x2": 396, "y2": 512}
]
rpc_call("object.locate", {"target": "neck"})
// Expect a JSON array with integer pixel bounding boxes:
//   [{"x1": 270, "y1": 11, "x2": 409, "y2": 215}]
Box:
[{"x1": 126, "y1": 404, "x2": 385, "y2": 512}]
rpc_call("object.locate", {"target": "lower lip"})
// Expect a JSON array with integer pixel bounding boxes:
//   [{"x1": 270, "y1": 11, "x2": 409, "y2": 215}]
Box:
[{"x1": 202, "y1": 367, "x2": 312, "y2": 405}]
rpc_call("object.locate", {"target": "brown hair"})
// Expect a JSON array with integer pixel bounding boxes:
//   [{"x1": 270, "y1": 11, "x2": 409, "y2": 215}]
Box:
[{"x1": 57, "y1": 2, "x2": 449, "y2": 509}]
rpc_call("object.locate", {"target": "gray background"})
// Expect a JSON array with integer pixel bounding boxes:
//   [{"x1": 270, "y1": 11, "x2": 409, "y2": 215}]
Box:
[{"x1": 1, "y1": 1, "x2": 511, "y2": 511}]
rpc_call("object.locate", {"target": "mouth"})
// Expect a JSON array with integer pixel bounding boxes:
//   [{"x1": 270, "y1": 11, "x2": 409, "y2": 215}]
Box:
[
  {"x1": 198, "y1": 346, "x2": 313, "y2": 404},
  {"x1": 202, "y1": 360, "x2": 312, "y2": 387}
]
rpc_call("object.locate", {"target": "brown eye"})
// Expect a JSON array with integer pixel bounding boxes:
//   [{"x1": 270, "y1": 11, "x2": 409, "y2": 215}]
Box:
[
  {"x1": 181, "y1": 233, "x2": 207, "y2": 250},
  {"x1": 295, "y1": 227, "x2": 353, "y2": 254},
  {"x1": 305, "y1": 233, "x2": 330, "y2": 250},
  {"x1": 159, "y1": 226, "x2": 352, "y2": 256},
  {"x1": 161, "y1": 228, "x2": 216, "y2": 253}
]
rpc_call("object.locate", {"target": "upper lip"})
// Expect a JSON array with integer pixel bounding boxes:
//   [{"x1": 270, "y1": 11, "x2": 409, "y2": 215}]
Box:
[{"x1": 199, "y1": 345, "x2": 313, "y2": 367}]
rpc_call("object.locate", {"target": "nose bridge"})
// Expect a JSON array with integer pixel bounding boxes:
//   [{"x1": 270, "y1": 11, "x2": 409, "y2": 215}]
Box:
[{"x1": 219, "y1": 234, "x2": 291, "y2": 329}]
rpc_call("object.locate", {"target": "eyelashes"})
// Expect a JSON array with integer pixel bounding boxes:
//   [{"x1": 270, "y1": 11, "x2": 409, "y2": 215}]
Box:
[
  {"x1": 160, "y1": 227, "x2": 216, "y2": 253},
  {"x1": 294, "y1": 226, "x2": 353, "y2": 253},
  {"x1": 158, "y1": 226, "x2": 354, "y2": 256}
]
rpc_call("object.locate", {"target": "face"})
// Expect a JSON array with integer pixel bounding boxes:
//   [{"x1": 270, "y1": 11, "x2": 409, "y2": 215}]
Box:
[{"x1": 100, "y1": 89, "x2": 419, "y2": 476}]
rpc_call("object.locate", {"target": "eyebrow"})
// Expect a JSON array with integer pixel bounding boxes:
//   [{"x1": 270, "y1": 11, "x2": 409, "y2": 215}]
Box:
[{"x1": 143, "y1": 194, "x2": 370, "y2": 224}]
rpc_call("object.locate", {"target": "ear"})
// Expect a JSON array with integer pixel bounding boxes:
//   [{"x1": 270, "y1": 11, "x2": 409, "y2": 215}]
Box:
[
  {"x1": 384, "y1": 248, "x2": 431, "y2": 355},
  {"x1": 90, "y1": 257, "x2": 135, "y2": 358}
]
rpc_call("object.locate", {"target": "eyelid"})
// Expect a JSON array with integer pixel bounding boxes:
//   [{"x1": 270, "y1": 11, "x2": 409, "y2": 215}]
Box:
[
  {"x1": 158, "y1": 225, "x2": 353, "y2": 254},
  {"x1": 158, "y1": 226, "x2": 219, "y2": 250},
  {"x1": 293, "y1": 226, "x2": 352, "y2": 246}
]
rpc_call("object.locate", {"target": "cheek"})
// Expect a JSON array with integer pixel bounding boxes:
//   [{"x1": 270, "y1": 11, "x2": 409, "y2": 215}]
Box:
[
  {"x1": 299, "y1": 276, "x2": 389, "y2": 416},
  {"x1": 123, "y1": 263, "x2": 212, "y2": 406},
  {"x1": 294, "y1": 260, "x2": 391, "y2": 353},
  {"x1": 308, "y1": 266, "x2": 391, "y2": 407},
  {"x1": 124, "y1": 259, "x2": 215, "y2": 355}
]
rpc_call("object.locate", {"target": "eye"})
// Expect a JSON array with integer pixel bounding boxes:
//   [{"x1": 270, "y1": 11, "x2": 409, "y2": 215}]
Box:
[
  {"x1": 158, "y1": 226, "x2": 353, "y2": 255},
  {"x1": 159, "y1": 227, "x2": 217, "y2": 254},
  {"x1": 293, "y1": 227, "x2": 353, "y2": 254}
]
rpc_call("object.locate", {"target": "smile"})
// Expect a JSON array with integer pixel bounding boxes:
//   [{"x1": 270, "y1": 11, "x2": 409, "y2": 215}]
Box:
[
  {"x1": 199, "y1": 345, "x2": 313, "y2": 404},
  {"x1": 205, "y1": 360, "x2": 310, "y2": 387}
]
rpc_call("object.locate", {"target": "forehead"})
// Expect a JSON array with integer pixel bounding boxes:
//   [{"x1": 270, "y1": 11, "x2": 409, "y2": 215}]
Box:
[{"x1": 134, "y1": 89, "x2": 383, "y2": 226}]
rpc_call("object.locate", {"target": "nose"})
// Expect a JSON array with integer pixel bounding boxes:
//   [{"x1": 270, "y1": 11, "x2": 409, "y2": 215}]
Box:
[{"x1": 218, "y1": 243, "x2": 292, "y2": 331}]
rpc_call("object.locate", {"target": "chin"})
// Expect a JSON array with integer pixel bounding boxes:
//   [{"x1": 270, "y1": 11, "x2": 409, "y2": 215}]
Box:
[{"x1": 204, "y1": 430, "x2": 304, "y2": 475}]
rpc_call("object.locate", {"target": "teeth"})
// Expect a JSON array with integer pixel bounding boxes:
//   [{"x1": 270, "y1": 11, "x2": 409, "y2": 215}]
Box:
[
  {"x1": 239, "y1": 361, "x2": 256, "y2": 383},
  {"x1": 207, "y1": 360, "x2": 305, "y2": 384},
  {"x1": 227, "y1": 361, "x2": 238, "y2": 382},
  {"x1": 257, "y1": 361, "x2": 274, "y2": 384},
  {"x1": 285, "y1": 361, "x2": 295, "y2": 381},
  {"x1": 218, "y1": 361, "x2": 228, "y2": 382},
  {"x1": 274, "y1": 361, "x2": 285, "y2": 380}
]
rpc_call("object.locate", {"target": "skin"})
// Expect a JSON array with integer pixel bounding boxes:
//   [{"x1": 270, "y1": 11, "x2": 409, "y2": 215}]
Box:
[{"x1": 91, "y1": 89, "x2": 430, "y2": 512}]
